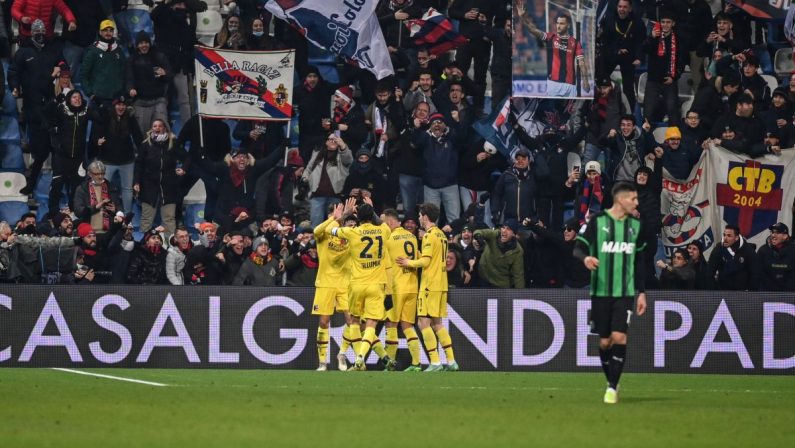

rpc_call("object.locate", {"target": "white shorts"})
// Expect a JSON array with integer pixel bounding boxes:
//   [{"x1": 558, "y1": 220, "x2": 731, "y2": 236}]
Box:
[{"x1": 545, "y1": 79, "x2": 577, "y2": 97}]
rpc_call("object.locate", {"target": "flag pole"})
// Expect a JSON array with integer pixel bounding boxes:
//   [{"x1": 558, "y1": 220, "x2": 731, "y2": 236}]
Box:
[{"x1": 198, "y1": 114, "x2": 205, "y2": 151}]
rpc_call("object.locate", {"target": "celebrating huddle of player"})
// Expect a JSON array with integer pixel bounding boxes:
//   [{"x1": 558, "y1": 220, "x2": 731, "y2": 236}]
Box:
[{"x1": 311, "y1": 197, "x2": 458, "y2": 372}]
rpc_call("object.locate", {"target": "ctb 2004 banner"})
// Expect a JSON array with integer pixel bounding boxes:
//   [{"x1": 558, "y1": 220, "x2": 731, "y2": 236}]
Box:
[{"x1": 0, "y1": 287, "x2": 792, "y2": 374}]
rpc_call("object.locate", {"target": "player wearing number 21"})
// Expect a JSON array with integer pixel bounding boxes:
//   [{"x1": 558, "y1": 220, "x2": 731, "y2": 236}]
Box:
[
  {"x1": 396, "y1": 203, "x2": 458, "y2": 372},
  {"x1": 330, "y1": 198, "x2": 396, "y2": 371}
]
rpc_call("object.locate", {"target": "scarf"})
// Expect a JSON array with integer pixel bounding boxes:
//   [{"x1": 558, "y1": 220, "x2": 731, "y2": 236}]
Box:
[
  {"x1": 593, "y1": 95, "x2": 609, "y2": 121},
  {"x1": 146, "y1": 245, "x2": 162, "y2": 256},
  {"x1": 333, "y1": 101, "x2": 352, "y2": 124},
  {"x1": 83, "y1": 247, "x2": 97, "y2": 257},
  {"x1": 373, "y1": 106, "x2": 387, "y2": 157},
  {"x1": 88, "y1": 181, "x2": 111, "y2": 230},
  {"x1": 230, "y1": 166, "x2": 247, "y2": 188},
  {"x1": 512, "y1": 166, "x2": 529, "y2": 181},
  {"x1": 301, "y1": 253, "x2": 319, "y2": 268},
  {"x1": 657, "y1": 32, "x2": 677, "y2": 78},
  {"x1": 152, "y1": 132, "x2": 168, "y2": 142},
  {"x1": 94, "y1": 39, "x2": 119, "y2": 52},
  {"x1": 388, "y1": 0, "x2": 413, "y2": 10},
  {"x1": 190, "y1": 270, "x2": 206, "y2": 284},
  {"x1": 578, "y1": 176, "x2": 604, "y2": 225},
  {"x1": 250, "y1": 250, "x2": 274, "y2": 265}
]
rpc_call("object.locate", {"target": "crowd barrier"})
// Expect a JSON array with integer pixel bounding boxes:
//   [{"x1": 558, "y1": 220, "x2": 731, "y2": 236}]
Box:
[{"x1": 0, "y1": 287, "x2": 792, "y2": 374}]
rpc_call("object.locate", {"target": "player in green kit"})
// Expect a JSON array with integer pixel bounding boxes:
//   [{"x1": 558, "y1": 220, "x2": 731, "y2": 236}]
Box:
[{"x1": 574, "y1": 182, "x2": 647, "y2": 404}]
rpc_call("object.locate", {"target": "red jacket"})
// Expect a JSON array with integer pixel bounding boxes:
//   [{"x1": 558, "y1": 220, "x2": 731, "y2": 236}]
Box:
[{"x1": 12, "y1": 0, "x2": 76, "y2": 38}]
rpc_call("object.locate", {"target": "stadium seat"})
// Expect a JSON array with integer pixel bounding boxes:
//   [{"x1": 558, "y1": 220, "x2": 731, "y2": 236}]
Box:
[
  {"x1": 760, "y1": 74, "x2": 779, "y2": 94},
  {"x1": 652, "y1": 126, "x2": 669, "y2": 144},
  {"x1": 636, "y1": 72, "x2": 647, "y2": 105},
  {"x1": 197, "y1": 10, "x2": 224, "y2": 46},
  {"x1": 183, "y1": 180, "x2": 207, "y2": 239},
  {"x1": 114, "y1": 9, "x2": 154, "y2": 47},
  {"x1": 774, "y1": 48, "x2": 794, "y2": 78},
  {"x1": 677, "y1": 72, "x2": 695, "y2": 101},
  {"x1": 0, "y1": 172, "x2": 30, "y2": 223},
  {"x1": 680, "y1": 98, "x2": 694, "y2": 118}
]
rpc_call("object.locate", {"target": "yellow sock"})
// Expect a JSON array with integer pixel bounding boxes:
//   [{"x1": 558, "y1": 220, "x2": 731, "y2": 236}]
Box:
[
  {"x1": 359, "y1": 326, "x2": 377, "y2": 358},
  {"x1": 421, "y1": 327, "x2": 440, "y2": 364},
  {"x1": 372, "y1": 338, "x2": 387, "y2": 359},
  {"x1": 403, "y1": 327, "x2": 421, "y2": 366},
  {"x1": 317, "y1": 327, "x2": 329, "y2": 364},
  {"x1": 340, "y1": 325, "x2": 352, "y2": 355},
  {"x1": 435, "y1": 327, "x2": 455, "y2": 363},
  {"x1": 349, "y1": 324, "x2": 362, "y2": 355},
  {"x1": 385, "y1": 327, "x2": 399, "y2": 360}
]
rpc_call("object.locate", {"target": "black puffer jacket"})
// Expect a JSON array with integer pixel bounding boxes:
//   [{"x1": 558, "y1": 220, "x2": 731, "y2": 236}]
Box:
[
  {"x1": 490, "y1": 158, "x2": 551, "y2": 224},
  {"x1": 134, "y1": 133, "x2": 186, "y2": 207},
  {"x1": 7, "y1": 39, "x2": 65, "y2": 121},
  {"x1": 755, "y1": 239, "x2": 795, "y2": 291},
  {"x1": 125, "y1": 46, "x2": 172, "y2": 100},
  {"x1": 126, "y1": 246, "x2": 167, "y2": 285},
  {"x1": 92, "y1": 106, "x2": 144, "y2": 165},
  {"x1": 44, "y1": 92, "x2": 92, "y2": 160}
]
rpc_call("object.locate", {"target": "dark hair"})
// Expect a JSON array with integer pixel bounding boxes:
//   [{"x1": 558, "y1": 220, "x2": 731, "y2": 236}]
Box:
[
  {"x1": 555, "y1": 13, "x2": 572, "y2": 25},
  {"x1": 714, "y1": 12, "x2": 732, "y2": 23},
  {"x1": 619, "y1": 114, "x2": 636, "y2": 124},
  {"x1": 417, "y1": 69, "x2": 435, "y2": 81},
  {"x1": 448, "y1": 80, "x2": 465, "y2": 93},
  {"x1": 375, "y1": 79, "x2": 393, "y2": 93},
  {"x1": 722, "y1": 71, "x2": 740, "y2": 87},
  {"x1": 418, "y1": 203, "x2": 440, "y2": 223},
  {"x1": 382, "y1": 208, "x2": 400, "y2": 220},
  {"x1": 736, "y1": 93, "x2": 754, "y2": 105},
  {"x1": 673, "y1": 248, "x2": 688, "y2": 260},
  {"x1": 725, "y1": 224, "x2": 741, "y2": 236},
  {"x1": 611, "y1": 181, "x2": 637, "y2": 198},
  {"x1": 356, "y1": 203, "x2": 375, "y2": 223}
]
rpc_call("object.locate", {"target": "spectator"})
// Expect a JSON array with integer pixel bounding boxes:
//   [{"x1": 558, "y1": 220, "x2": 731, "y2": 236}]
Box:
[
  {"x1": 458, "y1": 140, "x2": 507, "y2": 228},
  {"x1": 301, "y1": 134, "x2": 353, "y2": 226},
  {"x1": 247, "y1": 17, "x2": 285, "y2": 51},
  {"x1": 49, "y1": 212, "x2": 74, "y2": 237},
  {"x1": 597, "y1": 0, "x2": 645, "y2": 109},
  {"x1": 217, "y1": 232, "x2": 249, "y2": 285},
  {"x1": 364, "y1": 80, "x2": 404, "y2": 204},
  {"x1": 126, "y1": 30, "x2": 172, "y2": 134},
  {"x1": 151, "y1": 0, "x2": 205, "y2": 123},
  {"x1": 449, "y1": 0, "x2": 497, "y2": 115},
  {"x1": 686, "y1": 240, "x2": 710, "y2": 289},
  {"x1": 599, "y1": 114, "x2": 653, "y2": 184},
  {"x1": 12, "y1": 0, "x2": 76, "y2": 40},
  {"x1": 284, "y1": 240, "x2": 318, "y2": 286},
  {"x1": 343, "y1": 149, "x2": 387, "y2": 211},
  {"x1": 74, "y1": 219, "x2": 122, "y2": 283},
  {"x1": 9, "y1": 19, "x2": 65, "y2": 195},
  {"x1": 73, "y1": 160, "x2": 123, "y2": 233},
  {"x1": 134, "y1": 119, "x2": 186, "y2": 235},
  {"x1": 730, "y1": 54, "x2": 770, "y2": 112},
  {"x1": 233, "y1": 236, "x2": 282, "y2": 286},
  {"x1": 44, "y1": 90, "x2": 91, "y2": 216},
  {"x1": 403, "y1": 69, "x2": 438, "y2": 113},
  {"x1": 255, "y1": 150, "x2": 306, "y2": 222},
  {"x1": 394, "y1": 102, "x2": 429, "y2": 216},
  {"x1": 486, "y1": 16, "x2": 513, "y2": 107},
  {"x1": 659, "y1": 126, "x2": 700, "y2": 181},
  {"x1": 197, "y1": 145, "x2": 285, "y2": 231},
  {"x1": 657, "y1": 248, "x2": 696, "y2": 289},
  {"x1": 635, "y1": 151, "x2": 664, "y2": 288},
  {"x1": 642, "y1": 9, "x2": 686, "y2": 126},
  {"x1": 108, "y1": 222, "x2": 136, "y2": 284},
  {"x1": 434, "y1": 80, "x2": 474, "y2": 134},
  {"x1": 446, "y1": 247, "x2": 472, "y2": 288},
  {"x1": 708, "y1": 94, "x2": 766, "y2": 157},
  {"x1": 473, "y1": 219, "x2": 525, "y2": 288},
  {"x1": 761, "y1": 88, "x2": 795, "y2": 146},
  {"x1": 81, "y1": 20, "x2": 126, "y2": 108},
  {"x1": 61, "y1": 0, "x2": 104, "y2": 81},
  {"x1": 575, "y1": 161, "x2": 606, "y2": 225},
  {"x1": 166, "y1": 226, "x2": 193, "y2": 285},
  {"x1": 681, "y1": 109, "x2": 709, "y2": 153},
  {"x1": 294, "y1": 66, "x2": 336, "y2": 162},
  {"x1": 755, "y1": 223, "x2": 795, "y2": 291},
  {"x1": 324, "y1": 85, "x2": 368, "y2": 152},
  {"x1": 582, "y1": 77, "x2": 630, "y2": 167},
  {"x1": 92, "y1": 97, "x2": 144, "y2": 213},
  {"x1": 126, "y1": 229, "x2": 168, "y2": 285},
  {"x1": 491, "y1": 147, "x2": 550, "y2": 225},
  {"x1": 696, "y1": 12, "x2": 749, "y2": 73},
  {"x1": 675, "y1": 0, "x2": 713, "y2": 93},
  {"x1": 691, "y1": 72, "x2": 741, "y2": 131},
  {"x1": 233, "y1": 119, "x2": 287, "y2": 160},
  {"x1": 411, "y1": 112, "x2": 463, "y2": 223},
  {"x1": 177, "y1": 116, "x2": 231, "y2": 222},
  {"x1": 707, "y1": 224, "x2": 756, "y2": 290},
  {"x1": 214, "y1": 14, "x2": 245, "y2": 49}
]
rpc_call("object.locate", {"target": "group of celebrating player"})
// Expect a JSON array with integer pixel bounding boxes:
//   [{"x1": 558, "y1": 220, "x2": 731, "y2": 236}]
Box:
[{"x1": 311, "y1": 197, "x2": 458, "y2": 373}]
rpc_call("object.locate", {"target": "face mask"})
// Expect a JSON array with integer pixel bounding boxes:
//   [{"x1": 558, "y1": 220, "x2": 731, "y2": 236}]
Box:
[
  {"x1": 228, "y1": 25, "x2": 239, "y2": 33},
  {"x1": 252, "y1": 31, "x2": 265, "y2": 37}
]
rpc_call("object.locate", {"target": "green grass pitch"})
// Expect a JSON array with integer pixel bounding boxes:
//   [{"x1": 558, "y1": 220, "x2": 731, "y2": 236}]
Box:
[{"x1": 1, "y1": 369, "x2": 793, "y2": 447}]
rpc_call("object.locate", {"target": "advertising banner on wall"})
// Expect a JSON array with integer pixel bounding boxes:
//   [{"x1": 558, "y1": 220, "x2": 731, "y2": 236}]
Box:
[{"x1": 1, "y1": 287, "x2": 793, "y2": 374}]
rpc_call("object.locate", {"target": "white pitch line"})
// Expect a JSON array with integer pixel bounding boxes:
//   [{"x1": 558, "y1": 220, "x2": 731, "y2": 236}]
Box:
[{"x1": 52, "y1": 368, "x2": 168, "y2": 387}]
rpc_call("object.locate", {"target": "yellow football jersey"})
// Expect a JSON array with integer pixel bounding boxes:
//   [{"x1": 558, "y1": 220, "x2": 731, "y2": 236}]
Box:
[
  {"x1": 331, "y1": 222, "x2": 391, "y2": 285},
  {"x1": 314, "y1": 217, "x2": 350, "y2": 288},
  {"x1": 385, "y1": 226, "x2": 419, "y2": 294},
  {"x1": 419, "y1": 225, "x2": 448, "y2": 292}
]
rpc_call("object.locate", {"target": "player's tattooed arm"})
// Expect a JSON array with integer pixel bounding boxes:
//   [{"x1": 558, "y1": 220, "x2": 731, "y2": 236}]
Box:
[{"x1": 514, "y1": 1, "x2": 544, "y2": 40}]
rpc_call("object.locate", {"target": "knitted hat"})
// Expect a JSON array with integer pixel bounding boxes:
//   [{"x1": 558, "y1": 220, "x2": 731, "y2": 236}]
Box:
[
  {"x1": 252, "y1": 236, "x2": 270, "y2": 248},
  {"x1": 302, "y1": 65, "x2": 320, "y2": 78},
  {"x1": 99, "y1": 19, "x2": 116, "y2": 31},
  {"x1": 57, "y1": 61, "x2": 71, "y2": 77},
  {"x1": 664, "y1": 126, "x2": 682, "y2": 140},
  {"x1": 77, "y1": 223, "x2": 94, "y2": 238},
  {"x1": 112, "y1": 96, "x2": 128, "y2": 106},
  {"x1": 286, "y1": 150, "x2": 304, "y2": 167},
  {"x1": 135, "y1": 30, "x2": 151, "y2": 45},
  {"x1": 53, "y1": 213, "x2": 71, "y2": 228},
  {"x1": 335, "y1": 85, "x2": 354, "y2": 104},
  {"x1": 502, "y1": 218, "x2": 519, "y2": 234},
  {"x1": 428, "y1": 112, "x2": 446, "y2": 124},
  {"x1": 230, "y1": 146, "x2": 249, "y2": 157},
  {"x1": 31, "y1": 19, "x2": 46, "y2": 34}
]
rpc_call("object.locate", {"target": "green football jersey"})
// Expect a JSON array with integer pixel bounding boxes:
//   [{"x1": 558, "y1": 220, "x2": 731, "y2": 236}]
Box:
[{"x1": 576, "y1": 211, "x2": 645, "y2": 298}]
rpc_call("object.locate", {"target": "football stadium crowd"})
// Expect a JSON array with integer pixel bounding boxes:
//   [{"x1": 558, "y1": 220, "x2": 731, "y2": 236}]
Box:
[{"x1": 0, "y1": 0, "x2": 793, "y2": 291}]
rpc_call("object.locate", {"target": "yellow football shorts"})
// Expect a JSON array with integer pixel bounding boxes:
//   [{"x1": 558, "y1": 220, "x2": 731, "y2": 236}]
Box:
[
  {"x1": 311, "y1": 286, "x2": 349, "y2": 315},
  {"x1": 386, "y1": 292, "x2": 417, "y2": 324},
  {"x1": 348, "y1": 284, "x2": 386, "y2": 321},
  {"x1": 416, "y1": 290, "x2": 448, "y2": 318}
]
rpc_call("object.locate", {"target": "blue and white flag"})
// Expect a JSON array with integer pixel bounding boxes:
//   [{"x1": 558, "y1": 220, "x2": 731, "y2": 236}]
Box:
[{"x1": 264, "y1": 0, "x2": 394, "y2": 79}]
